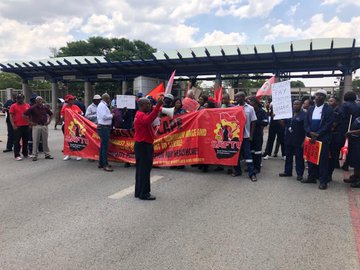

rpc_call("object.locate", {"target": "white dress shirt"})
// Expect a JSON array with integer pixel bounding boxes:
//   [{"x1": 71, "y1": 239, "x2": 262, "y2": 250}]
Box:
[
  {"x1": 97, "y1": 100, "x2": 113, "y2": 125},
  {"x1": 312, "y1": 104, "x2": 324, "y2": 120}
]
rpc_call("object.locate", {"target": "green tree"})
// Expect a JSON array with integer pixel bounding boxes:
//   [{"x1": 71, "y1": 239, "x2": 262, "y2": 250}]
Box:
[
  {"x1": 353, "y1": 78, "x2": 360, "y2": 91},
  {"x1": 56, "y1": 36, "x2": 156, "y2": 61},
  {"x1": 291, "y1": 80, "x2": 306, "y2": 87},
  {"x1": 0, "y1": 72, "x2": 22, "y2": 89}
]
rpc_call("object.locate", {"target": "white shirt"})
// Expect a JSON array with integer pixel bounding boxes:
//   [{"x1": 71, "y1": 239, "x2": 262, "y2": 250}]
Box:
[
  {"x1": 312, "y1": 104, "x2": 324, "y2": 120},
  {"x1": 242, "y1": 103, "x2": 257, "y2": 139},
  {"x1": 97, "y1": 101, "x2": 113, "y2": 125},
  {"x1": 85, "y1": 103, "x2": 98, "y2": 123}
]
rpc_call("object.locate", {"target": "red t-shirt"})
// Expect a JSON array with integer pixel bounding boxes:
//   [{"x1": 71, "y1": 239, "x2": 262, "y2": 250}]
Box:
[
  {"x1": 9, "y1": 103, "x2": 30, "y2": 127},
  {"x1": 134, "y1": 104, "x2": 161, "y2": 143},
  {"x1": 61, "y1": 104, "x2": 83, "y2": 119}
]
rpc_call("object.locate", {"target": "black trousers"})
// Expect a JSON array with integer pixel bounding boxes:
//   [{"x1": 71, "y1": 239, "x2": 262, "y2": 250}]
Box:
[
  {"x1": 328, "y1": 138, "x2": 341, "y2": 179},
  {"x1": 265, "y1": 125, "x2": 284, "y2": 156},
  {"x1": 135, "y1": 142, "x2": 154, "y2": 198},
  {"x1": 14, "y1": 126, "x2": 29, "y2": 158},
  {"x1": 5, "y1": 120, "x2": 14, "y2": 150},
  {"x1": 251, "y1": 135, "x2": 263, "y2": 173},
  {"x1": 308, "y1": 142, "x2": 330, "y2": 185}
]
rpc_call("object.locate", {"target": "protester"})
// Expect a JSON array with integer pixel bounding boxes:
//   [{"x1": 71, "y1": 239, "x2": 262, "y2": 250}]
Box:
[
  {"x1": 328, "y1": 96, "x2": 343, "y2": 181},
  {"x1": 23, "y1": 96, "x2": 54, "y2": 161},
  {"x1": 54, "y1": 98, "x2": 64, "y2": 130},
  {"x1": 345, "y1": 116, "x2": 360, "y2": 187},
  {"x1": 97, "y1": 93, "x2": 114, "y2": 172},
  {"x1": 85, "y1": 95, "x2": 102, "y2": 124},
  {"x1": 232, "y1": 92, "x2": 258, "y2": 181},
  {"x1": 61, "y1": 94, "x2": 83, "y2": 161},
  {"x1": 198, "y1": 94, "x2": 208, "y2": 110},
  {"x1": 263, "y1": 102, "x2": 285, "y2": 160},
  {"x1": 9, "y1": 94, "x2": 30, "y2": 161},
  {"x1": 173, "y1": 98, "x2": 186, "y2": 116},
  {"x1": 134, "y1": 97, "x2": 163, "y2": 200},
  {"x1": 187, "y1": 90, "x2": 195, "y2": 100},
  {"x1": 204, "y1": 97, "x2": 217, "y2": 108},
  {"x1": 111, "y1": 94, "x2": 117, "y2": 108},
  {"x1": 248, "y1": 96, "x2": 268, "y2": 174},
  {"x1": 163, "y1": 93, "x2": 174, "y2": 108},
  {"x1": 301, "y1": 97, "x2": 313, "y2": 112},
  {"x1": 75, "y1": 97, "x2": 86, "y2": 114},
  {"x1": 2, "y1": 93, "x2": 16, "y2": 152},
  {"x1": 303, "y1": 89, "x2": 334, "y2": 190},
  {"x1": 279, "y1": 100, "x2": 306, "y2": 180},
  {"x1": 28, "y1": 93, "x2": 39, "y2": 156}
]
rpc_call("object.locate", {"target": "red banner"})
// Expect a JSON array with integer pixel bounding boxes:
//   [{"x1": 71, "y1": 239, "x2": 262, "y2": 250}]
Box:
[
  {"x1": 303, "y1": 137, "x2": 322, "y2": 165},
  {"x1": 64, "y1": 107, "x2": 245, "y2": 166}
]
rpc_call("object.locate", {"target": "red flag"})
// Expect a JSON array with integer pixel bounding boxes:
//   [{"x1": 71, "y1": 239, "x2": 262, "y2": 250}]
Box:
[
  {"x1": 147, "y1": 83, "x2": 165, "y2": 98},
  {"x1": 185, "y1": 80, "x2": 191, "y2": 97},
  {"x1": 214, "y1": 85, "x2": 223, "y2": 107},
  {"x1": 165, "y1": 70, "x2": 176, "y2": 94},
  {"x1": 256, "y1": 75, "x2": 276, "y2": 98}
]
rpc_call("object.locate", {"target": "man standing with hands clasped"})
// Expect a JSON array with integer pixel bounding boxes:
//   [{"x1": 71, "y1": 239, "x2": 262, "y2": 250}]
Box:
[
  {"x1": 97, "y1": 93, "x2": 114, "y2": 172},
  {"x1": 24, "y1": 96, "x2": 54, "y2": 161},
  {"x1": 134, "y1": 97, "x2": 163, "y2": 200}
]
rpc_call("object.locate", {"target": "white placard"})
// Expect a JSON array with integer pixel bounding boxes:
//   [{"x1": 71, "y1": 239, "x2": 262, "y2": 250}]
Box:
[
  {"x1": 272, "y1": 80, "x2": 292, "y2": 120},
  {"x1": 116, "y1": 95, "x2": 136, "y2": 109}
]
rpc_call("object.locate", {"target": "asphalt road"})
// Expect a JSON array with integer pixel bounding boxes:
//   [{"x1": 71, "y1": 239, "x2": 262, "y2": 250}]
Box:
[{"x1": 0, "y1": 118, "x2": 359, "y2": 270}]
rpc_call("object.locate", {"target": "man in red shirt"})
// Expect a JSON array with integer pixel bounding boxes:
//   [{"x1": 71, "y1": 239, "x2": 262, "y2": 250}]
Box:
[
  {"x1": 9, "y1": 94, "x2": 30, "y2": 160},
  {"x1": 134, "y1": 97, "x2": 163, "y2": 200}
]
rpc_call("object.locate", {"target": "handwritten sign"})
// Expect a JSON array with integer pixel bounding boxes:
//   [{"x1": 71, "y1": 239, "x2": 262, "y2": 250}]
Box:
[
  {"x1": 182, "y1": 97, "x2": 199, "y2": 112},
  {"x1": 116, "y1": 95, "x2": 136, "y2": 109},
  {"x1": 271, "y1": 80, "x2": 292, "y2": 120},
  {"x1": 303, "y1": 137, "x2": 322, "y2": 165}
]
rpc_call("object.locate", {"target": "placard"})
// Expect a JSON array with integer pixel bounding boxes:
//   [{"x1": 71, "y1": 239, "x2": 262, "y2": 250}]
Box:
[
  {"x1": 116, "y1": 95, "x2": 136, "y2": 109},
  {"x1": 303, "y1": 137, "x2": 322, "y2": 165},
  {"x1": 271, "y1": 80, "x2": 292, "y2": 120},
  {"x1": 182, "y1": 97, "x2": 200, "y2": 112}
]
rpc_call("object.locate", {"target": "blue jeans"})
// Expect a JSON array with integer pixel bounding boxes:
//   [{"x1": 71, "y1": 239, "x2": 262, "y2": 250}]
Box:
[
  {"x1": 234, "y1": 138, "x2": 255, "y2": 177},
  {"x1": 97, "y1": 125, "x2": 111, "y2": 167}
]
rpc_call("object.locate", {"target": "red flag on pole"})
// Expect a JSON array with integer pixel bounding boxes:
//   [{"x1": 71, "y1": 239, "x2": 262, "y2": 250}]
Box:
[
  {"x1": 165, "y1": 70, "x2": 176, "y2": 94},
  {"x1": 185, "y1": 80, "x2": 191, "y2": 97},
  {"x1": 147, "y1": 83, "x2": 165, "y2": 99},
  {"x1": 214, "y1": 85, "x2": 223, "y2": 107},
  {"x1": 256, "y1": 75, "x2": 276, "y2": 98}
]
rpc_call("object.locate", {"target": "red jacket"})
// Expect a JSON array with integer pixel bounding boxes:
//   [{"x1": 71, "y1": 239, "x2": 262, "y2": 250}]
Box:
[{"x1": 134, "y1": 104, "x2": 161, "y2": 143}]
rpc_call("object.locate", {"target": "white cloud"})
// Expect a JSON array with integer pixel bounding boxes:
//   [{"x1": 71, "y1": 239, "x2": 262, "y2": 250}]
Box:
[
  {"x1": 196, "y1": 30, "x2": 247, "y2": 47},
  {"x1": 265, "y1": 14, "x2": 360, "y2": 41},
  {"x1": 287, "y1": 2, "x2": 300, "y2": 16}
]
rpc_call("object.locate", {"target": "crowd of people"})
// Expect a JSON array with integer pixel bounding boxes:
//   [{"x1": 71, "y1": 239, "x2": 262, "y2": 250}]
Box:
[{"x1": 1, "y1": 88, "x2": 360, "y2": 199}]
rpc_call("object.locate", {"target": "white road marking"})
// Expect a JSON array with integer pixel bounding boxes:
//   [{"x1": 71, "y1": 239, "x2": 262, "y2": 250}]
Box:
[{"x1": 108, "y1": 175, "x2": 164, "y2": 200}]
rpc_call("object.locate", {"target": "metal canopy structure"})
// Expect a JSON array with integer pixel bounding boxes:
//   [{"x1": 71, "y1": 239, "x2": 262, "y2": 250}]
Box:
[{"x1": 1, "y1": 38, "x2": 360, "y2": 82}]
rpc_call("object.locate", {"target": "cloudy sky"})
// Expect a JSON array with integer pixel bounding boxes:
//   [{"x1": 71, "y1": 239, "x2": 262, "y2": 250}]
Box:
[{"x1": 0, "y1": 0, "x2": 359, "y2": 85}]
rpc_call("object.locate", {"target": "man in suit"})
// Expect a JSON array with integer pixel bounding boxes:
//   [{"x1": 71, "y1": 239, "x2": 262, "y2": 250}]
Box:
[{"x1": 302, "y1": 89, "x2": 334, "y2": 190}]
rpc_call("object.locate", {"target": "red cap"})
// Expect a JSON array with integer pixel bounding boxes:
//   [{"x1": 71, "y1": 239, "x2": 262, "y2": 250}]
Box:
[{"x1": 65, "y1": 94, "x2": 75, "y2": 102}]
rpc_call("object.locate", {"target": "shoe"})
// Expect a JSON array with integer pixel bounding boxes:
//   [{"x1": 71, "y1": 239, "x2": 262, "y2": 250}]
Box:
[
  {"x1": 63, "y1": 155, "x2": 71, "y2": 161},
  {"x1": 227, "y1": 168, "x2": 233, "y2": 174},
  {"x1": 15, "y1": 156, "x2": 23, "y2": 161},
  {"x1": 279, "y1": 173, "x2": 292, "y2": 177},
  {"x1": 28, "y1": 154, "x2": 35, "y2": 158},
  {"x1": 263, "y1": 155, "x2": 270, "y2": 160},
  {"x1": 250, "y1": 175, "x2": 257, "y2": 182},
  {"x1": 98, "y1": 165, "x2": 103, "y2": 169},
  {"x1": 32, "y1": 156, "x2": 38, "y2": 161},
  {"x1": 45, "y1": 155, "x2": 54, "y2": 159},
  {"x1": 231, "y1": 171, "x2": 242, "y2": 177},
  {"x1": 350, "y1": 181, "x2": 360, "y2": 188},
  {"x1": 76, "y1": 157, "x2": 82, "y2": 161},
  {"x1": 124, "y1": 163, "x2": 131, "y2": 168},
  {"x1": 262, "y1": 153, "x2": 268, "y2": 157},
  {"x1": 139, "y1": 194, "x2": 156, "y2": 200},
  {"x1": 273, "y1": 154, "x2": 278, "y2": 158},
  {"x1": 319, "y1": 183, "x2": 328, "y2": 190},
  {"x1": 296, "y1": 176, "x2": 303, "y2": 181},
  {"x1": 103, "y1": 166, "x2": 114, "y2": 172},
  {"x1": 301, "y1": 178, "x2": 317, "y2": 184},
  {"x1": 3, "y1": 149, "x2": 12, "y2": 153},
  {"x1": 214, "y1": 167, "x2": 224, "y2": 171}
]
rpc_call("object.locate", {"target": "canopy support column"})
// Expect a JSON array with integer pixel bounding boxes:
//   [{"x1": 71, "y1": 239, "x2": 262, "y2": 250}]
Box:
[
  {"x1": 84, "y1": 80, "x2": 93, "y2": 107},
  {"x1": 51, "y1": 80, "x2": 59, "y2": 110},
  {"x1": 22, "y1": 80, "x2": 32, "y2": 103}
]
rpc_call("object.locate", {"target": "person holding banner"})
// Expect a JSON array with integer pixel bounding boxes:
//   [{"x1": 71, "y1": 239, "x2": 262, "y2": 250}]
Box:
[
  {"x1": 232, "y1": 92, "x2": 257, "y2": 181},
  {"x1": 279, "y1": 100, "x2": 306, "y2": 180},
  {"x1": 134, "y1": 97, "x2": 163, "y2": 200},
  {"x1": 303, "y1": 89, "x2": 334, "y2": 190}
]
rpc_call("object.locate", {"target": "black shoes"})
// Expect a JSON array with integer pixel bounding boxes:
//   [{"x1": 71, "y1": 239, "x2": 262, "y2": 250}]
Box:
[
  {"x1": 45, "y1": 155, "x2": 54, "y2": 159},
  {"x1": 301, "y1": 178, "x2": 317, "y2": 184},
  {"x1": 296, "y1": 176, "x2": 303, "y2": 181},
  {"x1": 319, "y1": 184, "x2": 328, "y2": 190},
  {"x1": 279, "y1": 173, "x2": 292, "y2": 177},
  {"x1": 3, "y1": 149, "x2": 12, "y2": 153},
  {"x1": 139, "y1": 194, "x2": 156, "y2": 200},
  {"x1": 350, "y1": 181, "x2": 360, "y2": 188}
]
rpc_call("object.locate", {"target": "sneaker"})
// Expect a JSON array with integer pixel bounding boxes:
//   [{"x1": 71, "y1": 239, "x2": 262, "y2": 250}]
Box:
[
  {"x1": 45, "y1": 155, "x2": 54, "y2": 160},
  {"x1": 76, "y1": 157, "x2": 82, "y2": 161},
  {"x1": 29, "y1": 154, "x2": 35, "y2": 158},
  {"x1": 32, "y1": 156, "x2": 38, "y2": 161},
  {"x1": 63, "y1": 155, "x2": 71, "y2": 161},
  {"x1": 263, "y1": 155, "x2": 270, "y2": 160},
  {"x1": 15, "y1": 156, "x2": 23, "y2": 161}
]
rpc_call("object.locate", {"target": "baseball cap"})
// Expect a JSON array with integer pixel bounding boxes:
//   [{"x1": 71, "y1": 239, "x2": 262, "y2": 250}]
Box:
[{"x1": 164, "y1": 93, "x2": 174, "y2": 100}]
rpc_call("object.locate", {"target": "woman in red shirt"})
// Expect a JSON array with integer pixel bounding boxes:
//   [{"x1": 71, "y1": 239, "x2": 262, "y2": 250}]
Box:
[{"x1": 134, "y1": 97, "x2": 163, "y2": 200}]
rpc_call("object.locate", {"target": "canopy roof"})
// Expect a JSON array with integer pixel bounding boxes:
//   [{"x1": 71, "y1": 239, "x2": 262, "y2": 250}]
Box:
[{"x1": 1, "y1": 38, "x2": 359, "y2": 81}]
